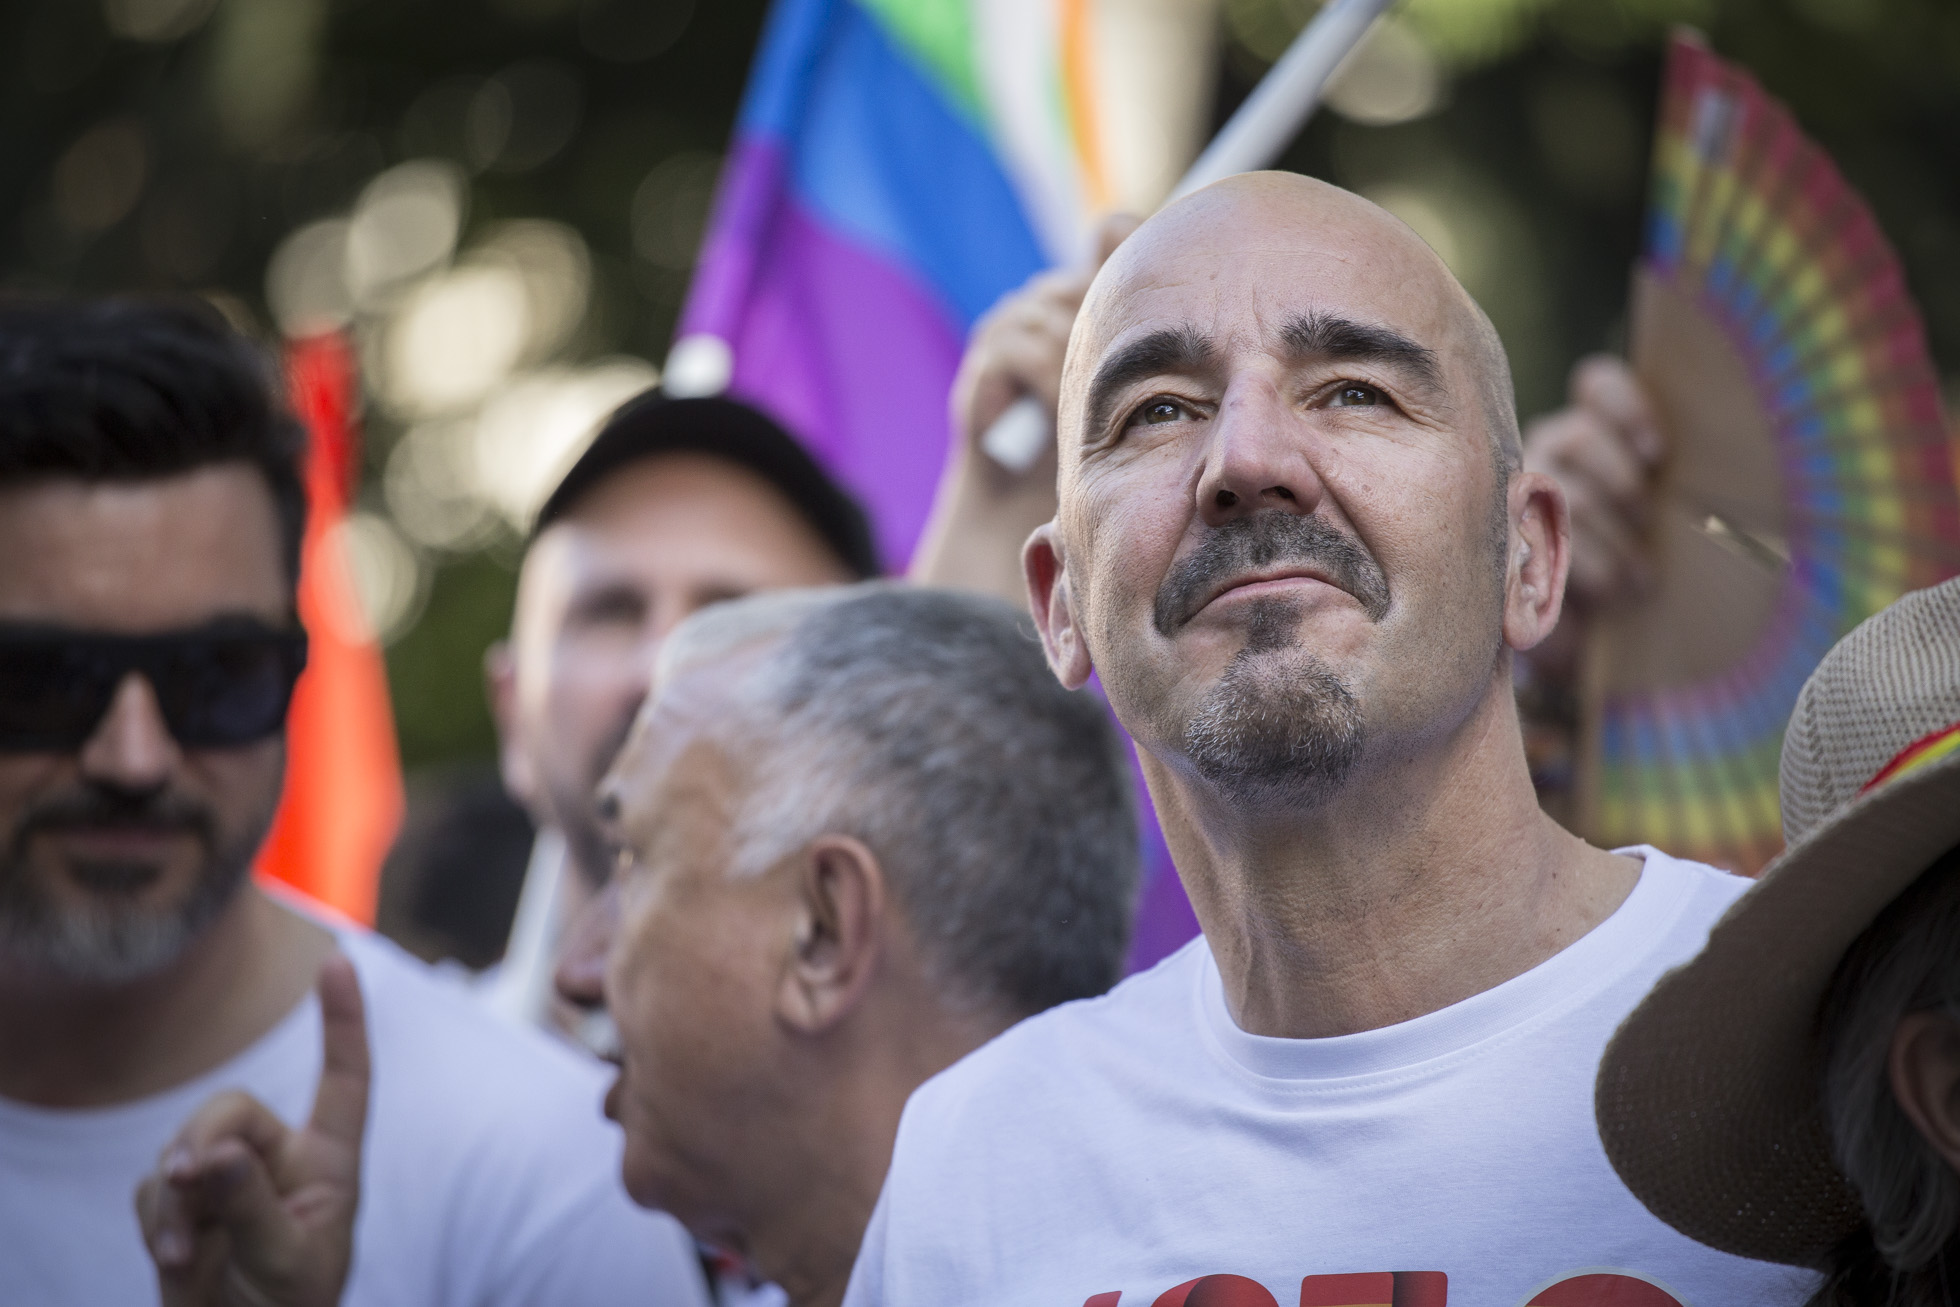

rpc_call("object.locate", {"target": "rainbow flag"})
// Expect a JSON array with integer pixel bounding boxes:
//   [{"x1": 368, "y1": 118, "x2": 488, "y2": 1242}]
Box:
[
  {"x1": 676, "y1": 0, "x2": 1212, "y2": 973},
  {"x1": 674, "y1": 0, "x2": 1118, "y2": 566}
]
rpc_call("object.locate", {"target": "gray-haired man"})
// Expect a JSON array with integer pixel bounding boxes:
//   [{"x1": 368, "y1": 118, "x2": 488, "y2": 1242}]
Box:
[
  {"x1": 137, "y1": 584, "x2": 1140, "y2": 1307},
  {"x1": 590, "y1": 584, "x2": 1136, "y2": 1307}
]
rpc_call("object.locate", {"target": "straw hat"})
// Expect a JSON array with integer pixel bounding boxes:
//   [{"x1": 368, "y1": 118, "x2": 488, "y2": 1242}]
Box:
[{"x1": 1594, "y1": 575, "x2": 1960, "y2": 1268}]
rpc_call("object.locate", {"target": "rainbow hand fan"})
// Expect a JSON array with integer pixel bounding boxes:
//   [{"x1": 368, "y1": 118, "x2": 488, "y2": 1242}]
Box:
[{"x1": 1575, "y1": 30, "x2": 1960, "y2": 875}]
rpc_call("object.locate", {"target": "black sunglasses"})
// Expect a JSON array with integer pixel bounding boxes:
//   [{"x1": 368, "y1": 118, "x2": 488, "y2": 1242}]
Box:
[{"x1": 0, "y1": 619, "x2": 308, "y2": 752}]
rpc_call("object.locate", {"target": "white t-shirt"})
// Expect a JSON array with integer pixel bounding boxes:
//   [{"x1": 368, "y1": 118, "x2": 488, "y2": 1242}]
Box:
[
  {"x1": 846, "y1": 848, "x2": 1819, "y2": 1307},
  {"x1": 0, "y1": 925, "x2": 710, "y2": 1307}
]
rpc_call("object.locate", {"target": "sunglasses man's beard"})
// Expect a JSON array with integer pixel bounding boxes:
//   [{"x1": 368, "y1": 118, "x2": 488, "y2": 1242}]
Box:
[
  {"x1": 1182, "y1": 596, "x2": 1365, "y2": 807},
  {"x1": 0, "y1": 786, "x2": 266, "y2": 984}
]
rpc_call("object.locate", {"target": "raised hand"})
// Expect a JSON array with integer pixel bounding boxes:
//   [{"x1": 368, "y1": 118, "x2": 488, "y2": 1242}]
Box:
[
  {"x1": 1524, "y1": 353, "x2": 1666, "y2": 611},
  {"x1": 911, "y1": 213, "x2": 1139, "y2": 603},
  {"x1": 1521, "y1": 354, "x2": 1667, "y2": 684},
  {"x1": 135, "y1": 955, "x2": 370, "y2": 1307},
  {"x1": 953, "y1": 213, "x2": 1140, "y2": 466}
]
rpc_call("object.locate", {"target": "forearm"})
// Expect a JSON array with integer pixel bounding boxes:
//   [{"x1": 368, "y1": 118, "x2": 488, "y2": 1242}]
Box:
[{"x1": 908, "y1": 450, "x2": 1055, "y2": 609}]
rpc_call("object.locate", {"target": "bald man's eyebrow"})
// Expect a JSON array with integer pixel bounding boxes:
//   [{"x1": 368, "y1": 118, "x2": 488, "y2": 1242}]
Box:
[
  {"x1": 1280, "y1": 312, "x2": 1443, "y2": 398},
  {"x1": 1084, "y1": 326, "x2": 1216, "y2": 437}
]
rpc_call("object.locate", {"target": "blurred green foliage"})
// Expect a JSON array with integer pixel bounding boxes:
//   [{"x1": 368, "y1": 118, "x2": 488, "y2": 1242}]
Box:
[
  {"x1": 386, "y1": 549, "x2": 519, "y2": 768},
  {"x1": 2, "y1": 0, "x2": 769, "y2": 775},
  {"x1": 4, "y1": 0, "x2": 1956, "y2": 781}
]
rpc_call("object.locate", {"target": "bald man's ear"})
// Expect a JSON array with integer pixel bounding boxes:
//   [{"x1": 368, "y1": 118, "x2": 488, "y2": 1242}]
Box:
[
  {"x1": 1502, "y1": 470, "x2": 1571, "y2": 654},
  {"x1": 485, "y1": 640, "x2": 539, "y2": 810},
  {"x1": 1024, "y1": 523, "x2": 1093, "y2": 689},
  {"x1": 776, "y1": 836, "x2": 887, "y2": 1035}
]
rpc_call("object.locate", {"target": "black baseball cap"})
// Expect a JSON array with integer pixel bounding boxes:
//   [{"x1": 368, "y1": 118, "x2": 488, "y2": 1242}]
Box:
[{"x1": 533, "y1": 392, "x2": 881, "y2": 580}]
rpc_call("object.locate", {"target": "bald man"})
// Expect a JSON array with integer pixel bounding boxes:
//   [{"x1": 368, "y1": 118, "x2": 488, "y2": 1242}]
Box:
[{"x1": 843, "y1": 174, "x2": 1815, "y2": 1307}]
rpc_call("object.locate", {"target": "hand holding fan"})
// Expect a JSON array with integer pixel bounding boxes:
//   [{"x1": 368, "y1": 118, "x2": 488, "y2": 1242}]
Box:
[{"x1": 1576, "y1": 31, "x2": 1960, "y2": 873}]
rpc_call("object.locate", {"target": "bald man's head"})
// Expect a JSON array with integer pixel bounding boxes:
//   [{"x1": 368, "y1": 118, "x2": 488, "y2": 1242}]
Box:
[
  {"x1": 1459, "y1": 290, "x2": 1522, "y2": 476},
  {"x1": 1061, "y1": 173, "x2": 1519, "y2": 486},
  {"x1": 1025, "y1": 171, "x2": 1570, "y2": 815}
]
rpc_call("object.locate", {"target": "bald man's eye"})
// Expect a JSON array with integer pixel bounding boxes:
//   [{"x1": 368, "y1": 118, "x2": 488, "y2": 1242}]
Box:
[
  {"x1": 1327, "y1": 383, "x2": 1385, "y2": 408},
  {"x1": 1127, "y1": 398, "x2": 1190, "y2": 428}
]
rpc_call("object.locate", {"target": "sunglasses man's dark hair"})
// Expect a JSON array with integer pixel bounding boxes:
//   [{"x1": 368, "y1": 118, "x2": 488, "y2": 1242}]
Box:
[
  {"x1": 0, "y1": 620, "x2": 307, "y2": 753},
  {"x1": 0, "y1": 297, "x2": 308, "y2": 589}
]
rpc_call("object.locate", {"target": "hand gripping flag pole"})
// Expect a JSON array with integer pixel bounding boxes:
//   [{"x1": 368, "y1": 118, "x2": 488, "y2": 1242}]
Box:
[{"x1": 980, "y1": 0, "x2": 1399, "y2": 472}]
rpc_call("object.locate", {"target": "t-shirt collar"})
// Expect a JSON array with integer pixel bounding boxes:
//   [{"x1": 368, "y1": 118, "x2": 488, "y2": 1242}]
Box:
[{"x1": 1192, "y1": 847, "x2": 1690, "y2": 1084}]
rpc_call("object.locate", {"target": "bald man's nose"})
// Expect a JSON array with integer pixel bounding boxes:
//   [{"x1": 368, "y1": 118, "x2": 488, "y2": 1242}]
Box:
[
  {"x1": 78, "y1": 674, "x2": 182, "y2": 793},
  {"x1": 1196, "y1": 380, "x2": 1326, "y2": 527},
  {"x1": 554, "y1": 881, "x2": 621, "y2": 1011}
]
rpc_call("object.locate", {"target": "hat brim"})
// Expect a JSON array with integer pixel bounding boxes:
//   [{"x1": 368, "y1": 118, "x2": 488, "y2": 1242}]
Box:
[
  {"x1": 1595, "y1": 753, "x2": 1960, "y2": 1267},
  {"x1": 530, "y1": 394, "x2": 881, "y2": 580}
]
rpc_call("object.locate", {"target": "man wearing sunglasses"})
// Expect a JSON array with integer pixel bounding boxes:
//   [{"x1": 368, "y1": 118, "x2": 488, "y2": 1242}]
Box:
[{"x1": 0, "y1": 299, "x2": 707, "y2": 1307}]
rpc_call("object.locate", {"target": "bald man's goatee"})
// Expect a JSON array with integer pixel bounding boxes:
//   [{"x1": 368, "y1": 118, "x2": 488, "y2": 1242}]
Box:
[{"x1": 1183, "y1": 598, "x2": 1363, "y2": 805}]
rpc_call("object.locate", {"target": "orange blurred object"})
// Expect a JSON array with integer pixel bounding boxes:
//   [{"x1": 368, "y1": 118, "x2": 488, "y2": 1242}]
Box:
[{"x1": 254, "y1": 333, "x2": 403, "y2": 924}]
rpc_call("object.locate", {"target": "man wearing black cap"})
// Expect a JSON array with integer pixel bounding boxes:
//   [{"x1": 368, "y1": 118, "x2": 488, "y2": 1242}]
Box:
[{"x1": 484, "y1": 394, "x2": 880, "y2": 1032}]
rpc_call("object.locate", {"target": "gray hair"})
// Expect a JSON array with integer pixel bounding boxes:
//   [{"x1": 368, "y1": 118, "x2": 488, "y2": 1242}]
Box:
[
  {"x1": 655, "y1": 582, "x2": 1139, "y2": 1018},
  {"x1": 1813, "y1": 845, "x2": 1960, "y2": 1303}
]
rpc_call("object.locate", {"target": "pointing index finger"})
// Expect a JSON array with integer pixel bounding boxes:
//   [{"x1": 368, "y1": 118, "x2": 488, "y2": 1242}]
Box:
[{"x1": 308, "y1": 953, "x2": 370, "y2": 1154}]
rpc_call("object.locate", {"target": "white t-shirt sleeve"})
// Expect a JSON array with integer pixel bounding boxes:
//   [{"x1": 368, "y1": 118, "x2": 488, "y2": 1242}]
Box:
[
  {"x1": 471, "y1": 1165, "x2": 705, "y2": 1307},
  {"x1": 339, "y1": 929, "x2": 711, "y2": 1307},
  {"x1": 841, "y1": 1163, "x2": 895, "y2": 1307}
]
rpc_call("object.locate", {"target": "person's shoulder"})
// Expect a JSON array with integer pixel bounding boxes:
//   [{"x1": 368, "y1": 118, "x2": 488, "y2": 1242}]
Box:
[
  {"x1": 1625, "y1": 844, "x2": 1756, "y2": 912},
  {"x1": 336, "y1": 926, "x2": 609, "y2": 1113},
  {"x1": 328, "y1": 929, "x2": 709, "y2": 1306},
  {"x1": 1613, "y1": 845, "x2": 1760, "y2": 974},
  {"x1": 909, "y1": 935, "x2": 1210, "y2": 1118},
  {"x1": 878, "y1": 940, "x2": 1212, "y2": 1207}
]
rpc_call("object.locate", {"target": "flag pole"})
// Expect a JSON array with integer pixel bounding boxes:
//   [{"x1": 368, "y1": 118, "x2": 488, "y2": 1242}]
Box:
[
  {"x1": 1172, "y1": 0, "x2": 1396, "y2": 201},
  {"x1": 981, "y1": 0, "x2": 1397, "y2": 471}
]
